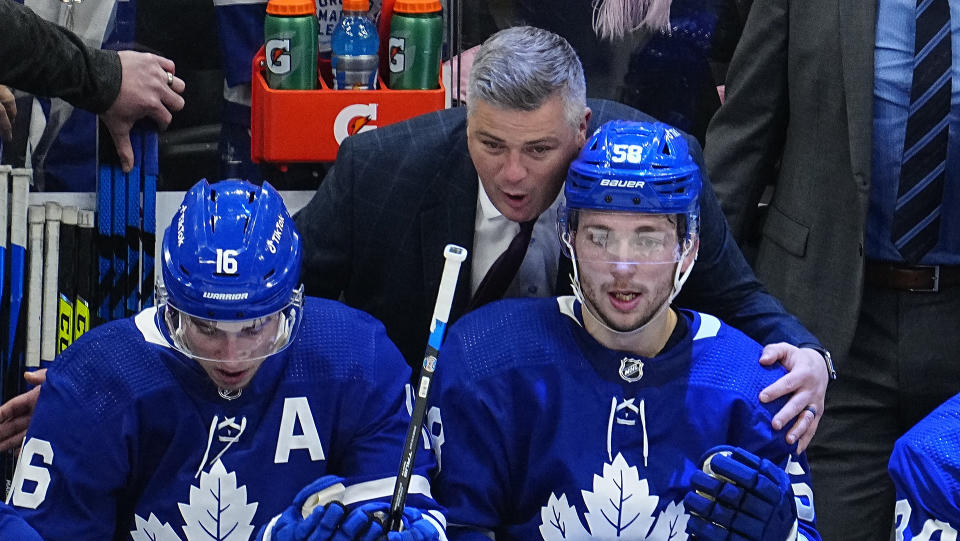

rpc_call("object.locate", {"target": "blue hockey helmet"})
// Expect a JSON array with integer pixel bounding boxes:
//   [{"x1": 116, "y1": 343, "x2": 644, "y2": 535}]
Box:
[
  {"x1": 559, "y1": 120, "x2": 701, "y2": 251},
  {"x1": 157, "y1": 179, "x2": 303, "y2": 363}
]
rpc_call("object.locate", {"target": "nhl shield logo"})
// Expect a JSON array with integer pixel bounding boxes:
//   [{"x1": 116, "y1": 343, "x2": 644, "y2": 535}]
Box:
[{"x1": 619, "y1": 357, "x2": 644, "y2": 382}]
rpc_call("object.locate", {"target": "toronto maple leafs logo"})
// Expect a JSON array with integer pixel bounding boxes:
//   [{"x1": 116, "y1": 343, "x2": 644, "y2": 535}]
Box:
[
  {"x1": 130, "y1": 461, "x2": 259, "y2": 541},
  {"x1": 538, "y1": 453, "x2": 689, "y2": 540}
]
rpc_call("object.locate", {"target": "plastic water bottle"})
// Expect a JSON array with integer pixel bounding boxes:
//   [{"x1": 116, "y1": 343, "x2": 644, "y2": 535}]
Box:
[
  {"x1": 264, "y1": 0, "x2": 318, "y2": 89},
  {"x1": 331, "y1": 0, "x2": 380, "y2": 89},
  {"x1": 388, "y1": 0, "x2": 443, "y2": 89}
]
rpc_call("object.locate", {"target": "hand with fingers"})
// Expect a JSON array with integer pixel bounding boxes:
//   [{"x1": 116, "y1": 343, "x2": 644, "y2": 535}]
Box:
[
  {"x1": 757, "y1": 343, "x2": 828, "y2": 452},
  {"x1": 256, "y1": 475, "x2": 441, "y2": 541},
  {"x1": 684, "y1": 446, "x2": 797, "y2": 541},
  {"x1": 0, "y1": 369, "x2": 46, "y2": 453},
  {"x1": 100, "y1": 50, "x2": 186, "y2": 172},
  {"x1": 0, "y1": 84, "x2": 15, "y2": 142}
]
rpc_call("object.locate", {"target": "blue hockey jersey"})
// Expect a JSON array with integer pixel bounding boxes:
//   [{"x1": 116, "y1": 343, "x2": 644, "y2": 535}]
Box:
[
  {"x1": 890, "y1": 392, "x2": 960, "y2": 540},
  {"x1": 11, "y1": 297, "x2": 444, "y2": 541},
  {"x1": 429, "y1": 296, "x2": 819, "y2": 541}
]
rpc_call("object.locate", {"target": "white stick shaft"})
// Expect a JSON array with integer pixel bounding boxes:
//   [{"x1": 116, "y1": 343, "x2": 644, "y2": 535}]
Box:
[{"x1": 26, "y1": 205, "x2": 45, "y2": 369}]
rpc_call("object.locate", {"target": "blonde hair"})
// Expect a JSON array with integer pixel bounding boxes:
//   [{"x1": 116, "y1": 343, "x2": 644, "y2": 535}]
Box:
[{"x1": 591, "y1": 0, "x2": 673, "y2": 40}]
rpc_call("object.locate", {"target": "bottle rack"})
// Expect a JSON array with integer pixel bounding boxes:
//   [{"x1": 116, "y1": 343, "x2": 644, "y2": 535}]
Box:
[{"x1": 250, "y1": 46, "x2": 446, "y2": 165}]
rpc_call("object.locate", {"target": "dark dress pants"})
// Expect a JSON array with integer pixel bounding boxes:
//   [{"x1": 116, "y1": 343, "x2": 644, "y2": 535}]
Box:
[{"x1": 807, "y1": 282, "x2": 960, "y2": 541}]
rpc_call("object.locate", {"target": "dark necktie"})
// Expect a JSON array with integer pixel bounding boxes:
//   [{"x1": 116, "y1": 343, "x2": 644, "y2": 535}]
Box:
[
  {"x1": 469, "y1": 220, "x2": 535, "y2": 310},
  {"x1": 892, "y1": 0, "x2": 952, "y2": 263}
]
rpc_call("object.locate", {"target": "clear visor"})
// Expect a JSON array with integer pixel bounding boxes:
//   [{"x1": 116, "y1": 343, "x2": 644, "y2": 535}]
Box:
[
  {"x1": 162, "y1": 291, "x2": 303, "y2": 363},
  {"x1": 570, "y1": 210, "x2": 687, "y2": 264}
]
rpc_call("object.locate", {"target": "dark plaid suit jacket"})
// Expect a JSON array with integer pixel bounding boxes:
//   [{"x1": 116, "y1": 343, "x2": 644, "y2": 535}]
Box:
[{"x1": 294, "y1": 99, "x2": 818, "y2": 366}]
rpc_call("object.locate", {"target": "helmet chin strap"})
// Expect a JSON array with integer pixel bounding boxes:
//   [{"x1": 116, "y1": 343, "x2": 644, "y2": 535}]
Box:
[{"x1": 562, "y1": 233, "x2": 697, "y2": 339}]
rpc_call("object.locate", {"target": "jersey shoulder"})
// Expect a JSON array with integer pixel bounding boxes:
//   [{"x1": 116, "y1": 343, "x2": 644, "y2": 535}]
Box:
[
  {"x1": 443, "y1": 297, "x2": 576, "y2": 380},
  {"x1": 890, "y1": 394, "x2": 960, "y2": 504},
  {"x1": 285, "y1": 296, "x2": 410, "y2": 384},
  {"x1": 684, "y1": 310, "x2": 785, "y2": 404},
  {"x1": 46, "y1": 313, "x2": 178, "y2": 417}
]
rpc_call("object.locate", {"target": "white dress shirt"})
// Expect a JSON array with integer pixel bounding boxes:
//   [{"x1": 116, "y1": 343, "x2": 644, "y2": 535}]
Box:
[{"x1": 471, "y1": 178, "x2": 563, "y2": 299}]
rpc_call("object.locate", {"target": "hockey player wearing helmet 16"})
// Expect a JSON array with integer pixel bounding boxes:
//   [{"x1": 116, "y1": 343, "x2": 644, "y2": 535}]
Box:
[
  {"x1": 157, "y1": 179, "x2": 305, "y2": 396},
  {"x1": 11, "y1": 179, "x2": 446, "y2": 541},
  {"x1": 428, "y1": 121, "x2": 820, "y2": 540}
]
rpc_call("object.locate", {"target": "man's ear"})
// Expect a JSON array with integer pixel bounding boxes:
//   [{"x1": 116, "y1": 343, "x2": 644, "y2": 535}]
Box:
[{"x1": 579, "y1": 107, "x2": 592, "y2": 146}]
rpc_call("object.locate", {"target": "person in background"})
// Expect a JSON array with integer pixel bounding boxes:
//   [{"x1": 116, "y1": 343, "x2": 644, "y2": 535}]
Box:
[
  {"x1": 704, "y1": 0, "x2": 960, "y2": 537},
  {"x1": 0, "y1": 0, "x2": 186, "y2": 455},
  {"x1": 0, "y1": 0, "x2": 185, "y2": 173}
]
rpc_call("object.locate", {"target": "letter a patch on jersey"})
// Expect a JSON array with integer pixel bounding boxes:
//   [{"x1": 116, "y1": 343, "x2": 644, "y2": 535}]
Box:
[{"x1": 275, "y1": 396, "x2": 326, "y2": 463}]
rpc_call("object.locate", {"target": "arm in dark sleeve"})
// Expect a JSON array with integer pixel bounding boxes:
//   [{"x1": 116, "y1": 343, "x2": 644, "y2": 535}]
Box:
[
  {"x1": 676, "y1": 139, "x2": 820, "y2": 348},
  {"x1": 703, "y1": 0, "x2": 790, "y2": 239},
  {"x1": 293, "y1": 137, "x2": 357, "y2": 299},
  {"x1": 0, "y1": 0, "x2": 121, "y2": 113}
]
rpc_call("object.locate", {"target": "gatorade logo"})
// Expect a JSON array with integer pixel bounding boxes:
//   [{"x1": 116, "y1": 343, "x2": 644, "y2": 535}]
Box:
[
  {"x1": 266, "y1": 38, "x2": 292, "y2": 75},
  {"x1": 333, "y1": 103, "x2": 378, "y2": 144},
  {"x1": 389, "y1": 37, "x2": 405, "y2": 73}
]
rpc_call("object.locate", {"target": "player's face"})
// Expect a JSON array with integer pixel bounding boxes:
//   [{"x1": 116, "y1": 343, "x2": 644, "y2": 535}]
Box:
[
  {"x1": 468, "y1": 95, "x2": 588, "y2": 223},
  {"x1": 573, "y1": 211, "x2": 687, "y2": 332},
  {"x1": 183, "y1": 315, "x2": 280, "y2": 391}
]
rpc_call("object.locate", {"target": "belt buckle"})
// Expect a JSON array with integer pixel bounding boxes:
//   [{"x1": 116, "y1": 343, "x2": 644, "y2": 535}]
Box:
[{"x1": 909, "y1": 265, "x2": 940, "y2": 293}]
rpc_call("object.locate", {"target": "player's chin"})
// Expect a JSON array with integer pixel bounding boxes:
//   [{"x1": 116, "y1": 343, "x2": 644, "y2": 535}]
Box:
[{"x1": 210, "y1": 365, "x2": 258, "y2": 390}]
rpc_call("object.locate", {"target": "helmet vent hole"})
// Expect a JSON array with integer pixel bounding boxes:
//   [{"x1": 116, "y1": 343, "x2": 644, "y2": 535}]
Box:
[
  {"x1": 179, "y1": 264, "x2": 191, "y2": 276},
  {"x1": 633, "y1": 197, "x2": 640, "y2": 204},
  {"x1": 604, "y1": 195, "x2": 613, "y2": 203},
  {"x1": 242, "y1": 216, "x2": 250, "y2": 234},
  {"x1": 661, "y1": 142, "x2": 671, "y2": 155},
  {"x1": 249, "y1": 191, "x2": 257, "y2": 203},
  {"x1": 210, "y1": 189, "x2": 217, "y2": 201},
  {"x1": 263, "y1": 269, "x2": 276, "y2": 280}
]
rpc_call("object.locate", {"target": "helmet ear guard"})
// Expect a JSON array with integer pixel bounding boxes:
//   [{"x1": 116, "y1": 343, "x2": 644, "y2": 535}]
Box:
[{"x1": 157, "y1": 179, "x2": 305, "y2": 362}]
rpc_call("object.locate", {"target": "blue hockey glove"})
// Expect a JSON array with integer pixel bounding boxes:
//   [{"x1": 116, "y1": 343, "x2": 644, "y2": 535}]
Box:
[
  {"x1": 684, "y1": 446, "x2": 796, "y2": 541},
  {"x1": 354, "y1": 502, "x2": 442, "y2": 541},
  {"x1": 256, "y1": 475, "x2": 349, "y2": 541}
]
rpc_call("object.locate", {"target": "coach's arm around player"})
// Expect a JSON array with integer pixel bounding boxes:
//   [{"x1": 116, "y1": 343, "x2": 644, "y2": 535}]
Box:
[{"x1": 428, "y1": 121, "x2": 819, "y2": 540}]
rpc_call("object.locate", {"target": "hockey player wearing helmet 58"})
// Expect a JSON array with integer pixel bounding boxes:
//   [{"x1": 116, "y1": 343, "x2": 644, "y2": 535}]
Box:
[
  {"x1": 11, "y1": 179, "x2": 445, "y2": 541},
  {"x1": 428, "y1": 121, "x2": 820, "y2": 540},
  {"x1": 558, "y1": 120, "x2": 702, "y2": 348}
]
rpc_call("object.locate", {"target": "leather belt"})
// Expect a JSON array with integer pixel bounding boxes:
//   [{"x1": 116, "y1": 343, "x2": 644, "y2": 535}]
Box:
[{"x1": 864, "y1": 261, "x2": 960, "y2": 292}]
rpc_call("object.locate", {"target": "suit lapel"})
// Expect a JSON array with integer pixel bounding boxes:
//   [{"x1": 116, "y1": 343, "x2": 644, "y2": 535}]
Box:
[
  {"x1": 420, "y1": 128, "x2": 478, "y2": 324},
  {"x1": 838, "y1": 0, "x2": 877, "y2": 186}
]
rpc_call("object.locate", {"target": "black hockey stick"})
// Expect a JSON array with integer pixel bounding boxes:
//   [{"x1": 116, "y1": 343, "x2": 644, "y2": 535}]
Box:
[{"x1": 387, "y1": 244, "x2": 467, "y2": 532}]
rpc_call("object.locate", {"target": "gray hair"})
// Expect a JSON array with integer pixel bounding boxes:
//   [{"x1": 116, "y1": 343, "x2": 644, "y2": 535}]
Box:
[{"x1": 467, "y1": 26, "x2": 587, "y2": 130}]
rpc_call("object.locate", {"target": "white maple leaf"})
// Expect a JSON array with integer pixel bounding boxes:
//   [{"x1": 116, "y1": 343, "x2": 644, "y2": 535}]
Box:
[
  {"x1": 581, "y1": 453, "x2": 657, "y2": 538},
  {"x1": 130, "y1": 513, "x2": 183, "y2": 541},
  {"x1": 539, "y1": 493, "x2": 592, "y2": 541},
  {"x1": 646, "y1": 500, "x2": 689, "y2": 540},
  {"x1": 178, "y1": 461, "x2": 259, "y2": 541}
]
